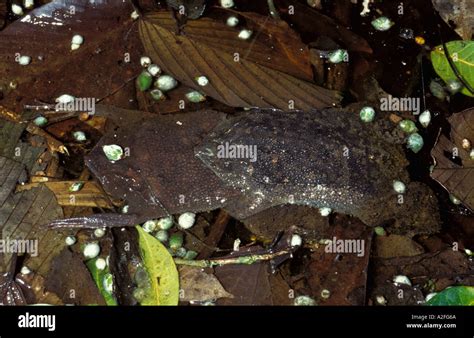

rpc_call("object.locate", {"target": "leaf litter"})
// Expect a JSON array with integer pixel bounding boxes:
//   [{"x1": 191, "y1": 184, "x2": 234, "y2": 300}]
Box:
[{"x1": 0, "y1": 0, "x2": 473, "y2": 307}]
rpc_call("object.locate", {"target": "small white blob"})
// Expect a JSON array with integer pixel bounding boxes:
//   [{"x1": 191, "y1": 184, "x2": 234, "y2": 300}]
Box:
[
  {"x1": 219, "y1": 0, "x2": 234, "y2": 8},
  {"x1": 83, "y1": 242, "x2": 100, "y2": 259},
  {"x1": 95, "y1": 258, "x2": 107, "y2": 270},
  {"x1": 375, "y1": 295, "x2": 387, "y2": 305},
  {"x1": 140, "y1": 56, "x2": 151, "y2": 68},
  {"x1": 226, "y1": 16, "x2": 239, "y2": 27},
  {"x1": 320, "y1": 289, "x2": 331, "y2": 299},
  {"x1": 393, "y1": 275, "x2": 412, "y2": 286},
  {"x1": 72, "y1": 34, "x2": 84, "y2": 45},
  {"x1": 290, "y1": 234, "x2": 302, "y2": 247},
  {"x1": 142, "y1": 220, "x2": 158, "y2": 233},
  {"x1": 94, "y1": 228, "x2": 106, "y2": 238},
  {"x1": 155, "y1": 75, "x2": 178, "y2": 91},
  {"x1": 449, "y1": 194, "x2": 461, "y2": 205},
  {"x1": 294, "y1": 295, "x2": 316, "y2": 306},
  {"x1": 393, "y1": 180, "x2": 406, "y2": 194},
  {"x1": 319, "y1": 207, "x2": 332, "y2": 217},
  {"x1": 12, "y1": 4, "x2": 24, "y2": 16},
  {"x1": 419, "y1": 110, "x2": 431, "y2": 128},
  {"x1": 233, "y1": 238, "x2": 241, "y2": 251},
  {"x1": 178, "y1": 212, "x2": 196, "y2": 229},
  {"x1": 131, "y1": 10, "x2": 139, "y2": 20},
  {"x1": 55, "y1": 94, "x2": 75, "y2": 104},
  {"x1": 147, "y1": 64, "x2": 161, "y2": 76},
  {"x1": 238, "y1": 29, "x2": 253, "y2": 40},
  {"x1": 24, "y1": 0, "x2": 34, "y2": 9},
  {"x1": 155, "y1": 230, "x2": 169, "y2": 242},
  {"x1": 73, "y1": 131, "x2": 87, "y2": 142},
  {"x1": 21, "y1": 266, "x2": 31, "y2": 275},
  {"x1": 65, "y1": 235, "x2": 76, "y2": 246},
  {"x1": 102, "y1": 144, "x2": 124, "y2": 162},
  {"x1": 185, "y1": 91, "x2": 206, "y2": 102},
  {"x1": 158, "y1": 217, "x2": 174, "y2": 230},
  {"x1": 18, "y1": 55, "x2": 31, "y2": 66},
  {"x1": 196, "y1": 76, "x2": 209, "y2": 86}
]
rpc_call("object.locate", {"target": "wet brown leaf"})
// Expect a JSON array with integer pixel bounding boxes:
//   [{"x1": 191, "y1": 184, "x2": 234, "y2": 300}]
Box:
[
  {"x1": 166, "y1": 0, "x2": 207, "y2": 19},
  {"x1": 0, "y1": 1, "x2": 142, "y2": 112},
  {"x1": 275, "y1": 0, "x2": 373, "y2": 53},
  {"x1": 431, "y1": 108, "x2": 474, "y2": 210},
  {"x1": 0, "y1": 141, "x2": 67, "y2": 276},
  {"x1": 305, "y1": 216, "x2": 372, "y2": 305},
  {"x1": 369, "y1": 249, "x2": 474, "y2": 305},
  {"x1": 374, "y1": 234, "x2": 425, "y2": 258},
  {"x1": 139, "y1": 12, "x2": 340, "y2": 110},
  {"x1": 432, "y1": 0, "x2": 473, "y2": 40},
  {"x1": 214, "y1": 247, "x2": 292, "y2": 305},
  {"x1": 179, "y1": 266, "x2": 233, "y2": 302},
  {"x1": 45, "y1": 248, "x2": 106, "y2": 305},
  {"x1": 0, "y1": 2, "x2": 6, "y2": 31}
]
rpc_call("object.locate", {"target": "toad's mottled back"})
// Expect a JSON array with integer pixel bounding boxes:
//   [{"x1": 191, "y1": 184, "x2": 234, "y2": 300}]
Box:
[{"x1": 196, "y1": 109, "x2": 439, "y2": 234}]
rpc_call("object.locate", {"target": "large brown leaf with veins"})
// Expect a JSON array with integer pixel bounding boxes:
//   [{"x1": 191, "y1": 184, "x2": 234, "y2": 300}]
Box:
[
  {"x1": 139, "y1": 11, "x2": 340, "y2": 110},
  {"x1": 431, "y1": 108, "x2": 474, "y2": 210}
]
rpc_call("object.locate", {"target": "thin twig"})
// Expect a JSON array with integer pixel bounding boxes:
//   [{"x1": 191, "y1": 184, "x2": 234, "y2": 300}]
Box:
[{"x1": 174, "y1": 249, "x2": 291, "y2": 268}]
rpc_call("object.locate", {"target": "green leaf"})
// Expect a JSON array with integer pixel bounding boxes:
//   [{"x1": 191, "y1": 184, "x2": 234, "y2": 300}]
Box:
[
  {"x1": 86, "y1": 259, "x2": 118, "y2": 306},
  {"x1": 136, "y1": 226, "x2": 179, "y2": 305},
  {"x1": 426, "y1": 286, "x2": 474, "y2": 306},
  {"x1": 431, "y1": 40, "x2": 474, "y2": 97}
]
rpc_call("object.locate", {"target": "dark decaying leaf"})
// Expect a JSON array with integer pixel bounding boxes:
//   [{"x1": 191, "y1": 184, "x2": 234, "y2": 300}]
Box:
[
  {"x1": 0, "y1": 1, "x2": 7, "y2": 31},
  {"x1": 275, "y1": 0, "x2": 373, "y2": 54},
  {"x1": 0, "y1": 156, "x2": 26, "y2": 208},
  {"x1": 166, "y1": 0, "x2": 207, "y2": 19},
  {"x1": 374, "y1": 234, "x2": 424, "y2": 258},
  {"x1": 139, "y1": 12, "x2": 340, "y2": 110},
  {"x1": 45, "y1": 248, "x2": 106, "y2": 305},
  {"x1": 432, "y1": 0, "x2": 473, "y2": 40},
  {"x1": 431, "y1": 108, "x2": 474, "y2": 210},
  {"x1": 1, "y1": 184, "x2": 66, "y2": 275},
  {"x1": 0, "y1": 0, "x2": 142, "y2": 113},
  {"x1": 214, "y1": 247, "x2": 292, "y2": 305},
  {"x1": 305, "y1": 216, "x2": 372, "y2": 305},
  {"x1": 0, "y1": 111, "x2": 35, "y2": 158},
  {"x1": 370, "y1": 249, "x2": 474, "y2": 305},
  {"x1": 109, "y1": 227, "x2": 141, "y2": 306},
  {"x1": 179, "y1": 266, "x2": 233, "y2": 302},
  {"x1": 0, "y1": 140, "x2": 67, "y2": 276}
]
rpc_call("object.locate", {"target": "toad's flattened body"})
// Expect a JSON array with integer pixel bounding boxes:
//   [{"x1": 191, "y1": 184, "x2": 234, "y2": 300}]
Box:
[
  {"x1": 196, "y1": 109, "x2": 439, "y2": 234},
  {"x1": 51, "y1": 109, "x2": 439, "y2": 235}
]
